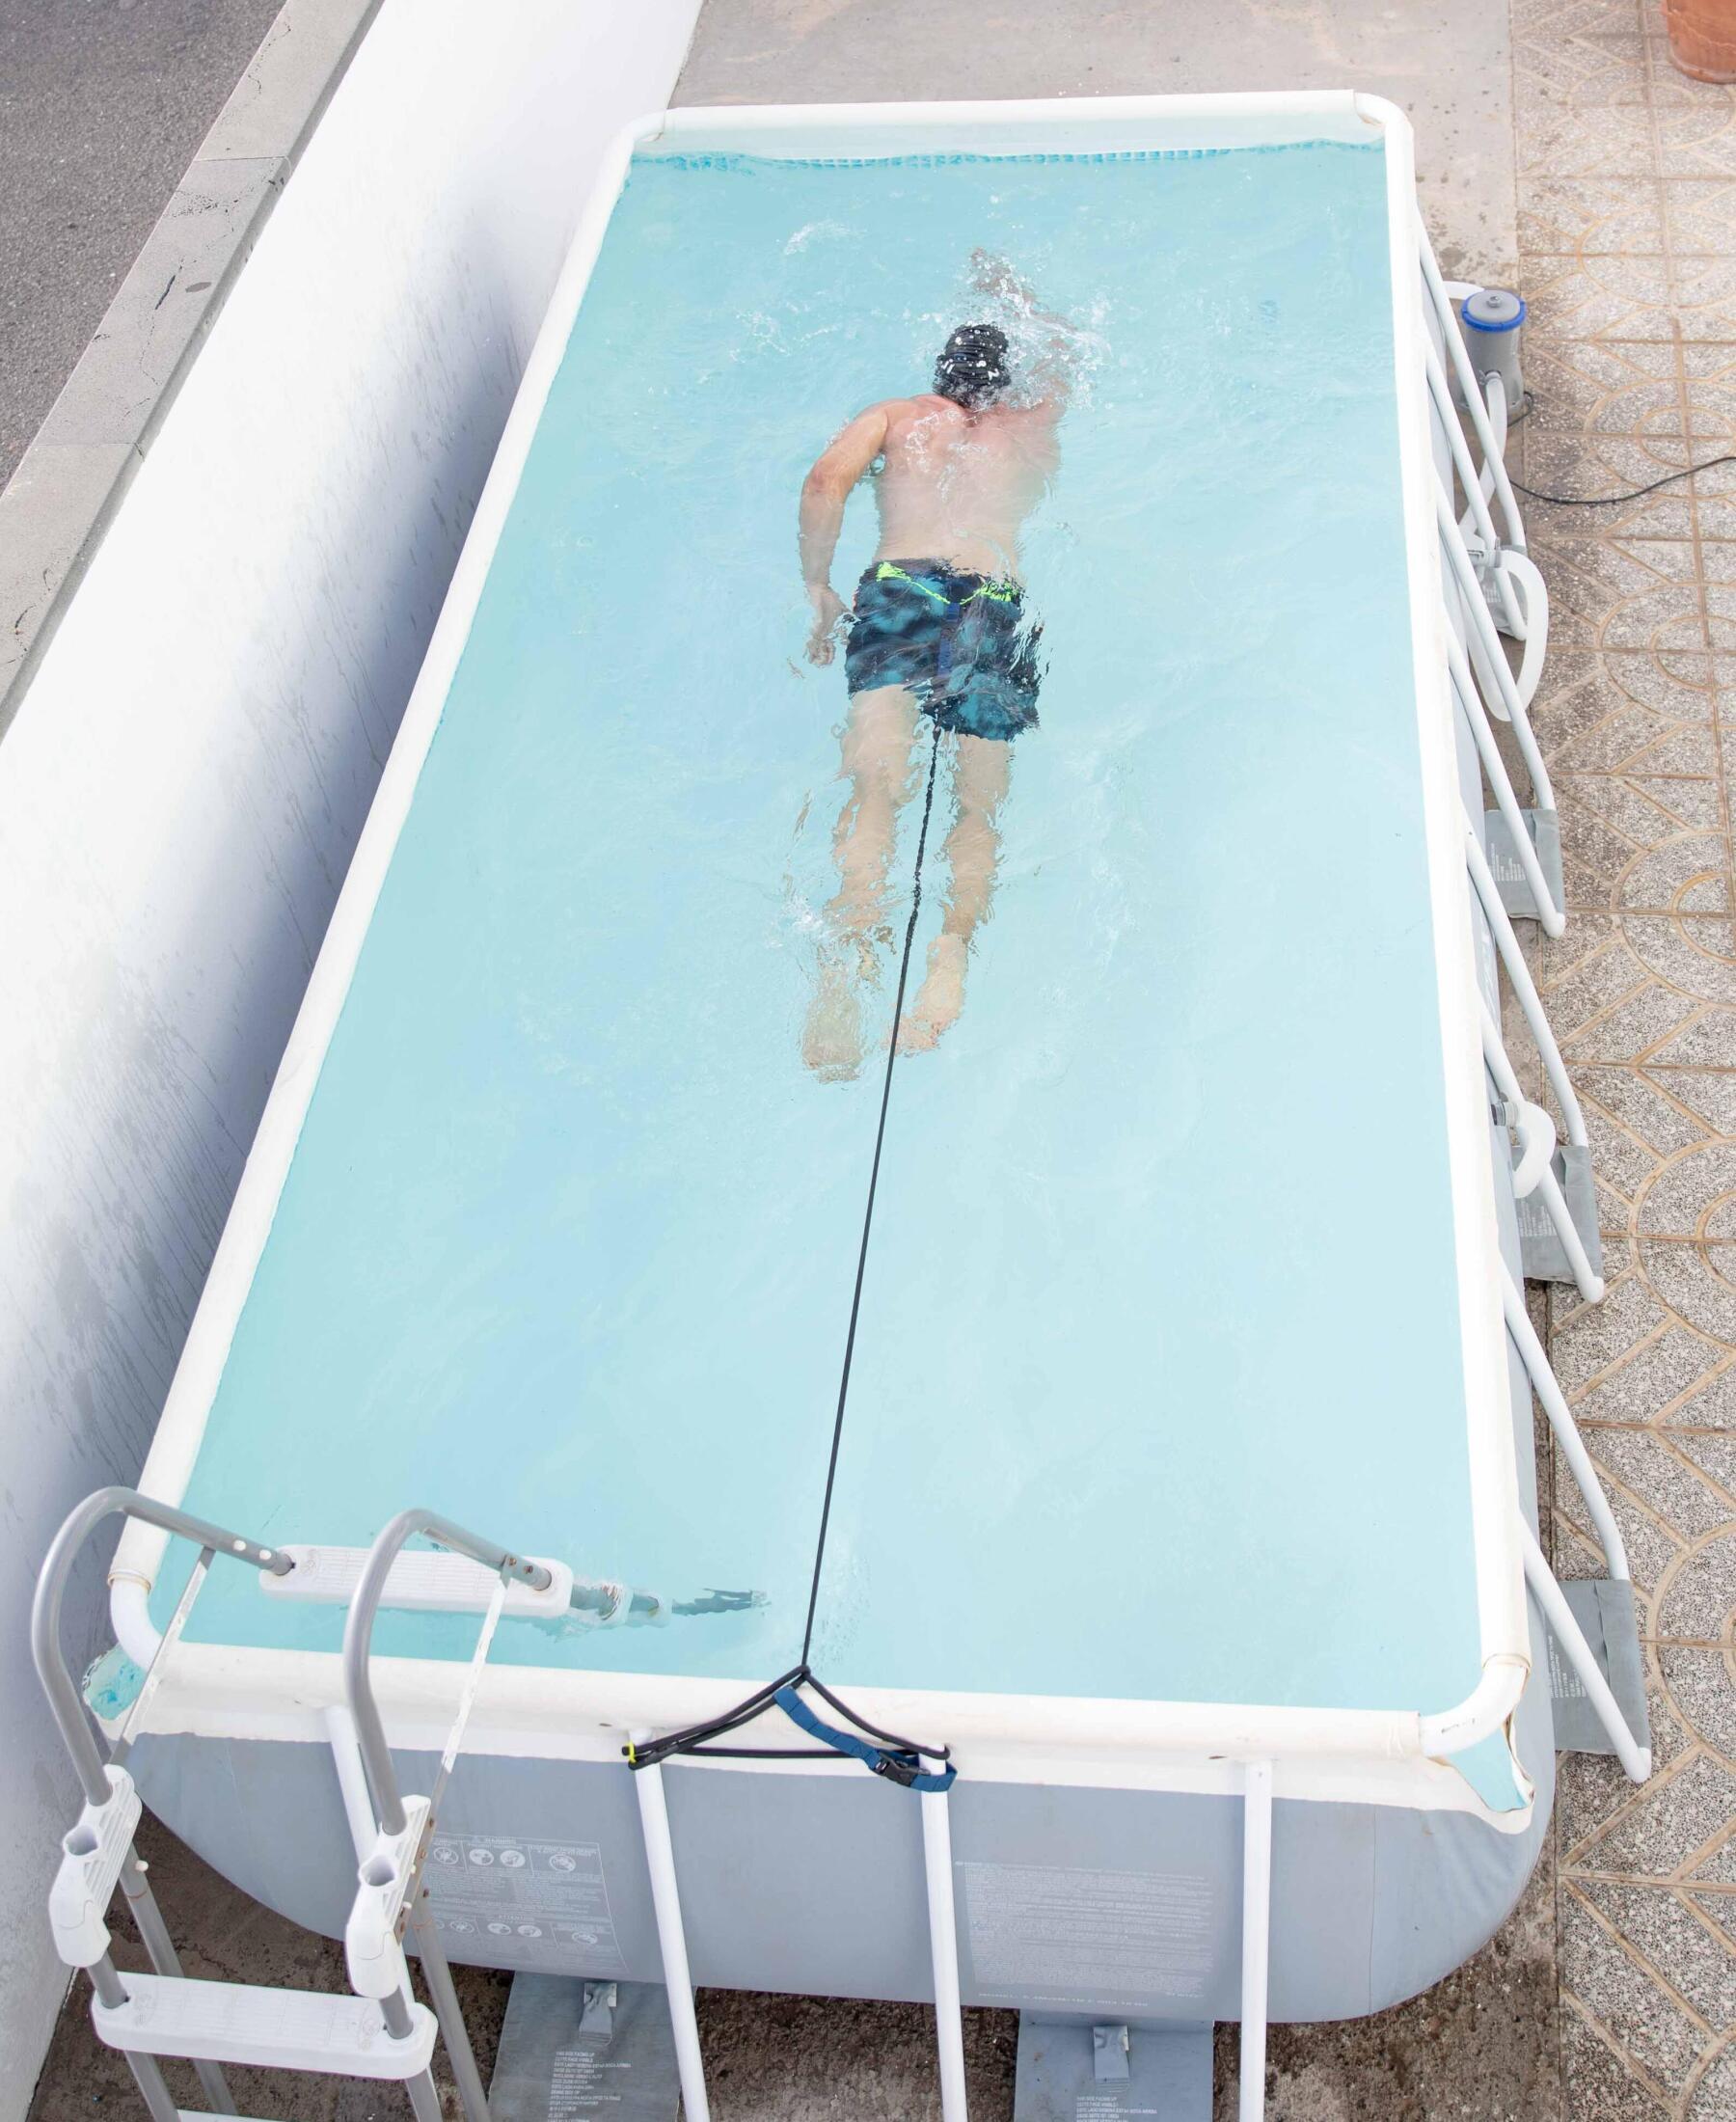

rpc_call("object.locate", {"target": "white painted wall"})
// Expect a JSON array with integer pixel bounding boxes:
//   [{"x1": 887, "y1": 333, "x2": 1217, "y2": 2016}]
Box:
[{"x1": 0, "y1": 1, "x2": 699, "y2": 2101}]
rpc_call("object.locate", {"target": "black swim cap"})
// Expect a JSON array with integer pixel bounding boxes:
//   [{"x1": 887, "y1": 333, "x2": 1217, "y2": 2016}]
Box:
[{"x1": 935, "y1": 323, "x2": 1012, "y2": 410}]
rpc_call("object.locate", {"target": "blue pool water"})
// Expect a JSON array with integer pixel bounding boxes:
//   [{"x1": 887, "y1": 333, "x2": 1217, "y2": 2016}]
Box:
[{"x1": 156, "y1": 143, "x2": 1489, "y2": 1732}]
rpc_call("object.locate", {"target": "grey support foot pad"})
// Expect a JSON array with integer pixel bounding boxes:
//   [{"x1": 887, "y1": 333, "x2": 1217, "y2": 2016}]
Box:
[
  {"x1": 489, "y1": 1973, "x2": 679, "y2": 2120},
  {"x1": 1547, "y1": 1576, "x2": 1651, "y2": 1758},
  {"x1": 1515, "y1": 1141, "x2": 1604, "y2": 1288},
  {"x1": 1015, "y1": 2015, "x2": 1212, "y2": 2121},
  {"x1": 1484, "y1": 806, "x2": 1563, "y2": 921}
]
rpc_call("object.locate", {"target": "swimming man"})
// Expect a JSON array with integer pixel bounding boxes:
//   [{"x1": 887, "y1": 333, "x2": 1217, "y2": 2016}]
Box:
[{"x1": 799, "y1": 253, "x2": 1073, "y2": 1081}]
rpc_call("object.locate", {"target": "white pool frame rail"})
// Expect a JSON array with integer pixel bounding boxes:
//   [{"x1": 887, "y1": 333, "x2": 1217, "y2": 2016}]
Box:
[{"x1": 75, "y1": 91, "x2": 1655, "y2": 2122}]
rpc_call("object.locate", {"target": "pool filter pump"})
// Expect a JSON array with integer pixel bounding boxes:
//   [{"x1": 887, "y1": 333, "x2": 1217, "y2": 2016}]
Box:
[{"x1": 1459, "y1": 287, "x2": 1526, "y2": 416}]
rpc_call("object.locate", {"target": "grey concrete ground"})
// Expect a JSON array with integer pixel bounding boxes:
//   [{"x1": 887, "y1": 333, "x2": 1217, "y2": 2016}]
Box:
[
  {"x1": 675, "y1": 0, "x2": 1522, "y2": 281},
  {"x1": 0, "y1": 0, "x2": 281, "y2": 486}
]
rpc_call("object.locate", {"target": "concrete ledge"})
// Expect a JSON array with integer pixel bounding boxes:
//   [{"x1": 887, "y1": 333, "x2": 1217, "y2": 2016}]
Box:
[{"x1": 0, "y1": 0, "x2": 383, "y2": 738}]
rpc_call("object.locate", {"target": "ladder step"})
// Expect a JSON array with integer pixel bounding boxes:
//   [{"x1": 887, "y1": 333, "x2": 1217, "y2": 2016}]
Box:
[
  {"x1": 91, "y1": 1974, "x2": 437, "y2": 2079},
  {"x1": 261, "y1": 1542, "x2": 573, "y2": 1618}
]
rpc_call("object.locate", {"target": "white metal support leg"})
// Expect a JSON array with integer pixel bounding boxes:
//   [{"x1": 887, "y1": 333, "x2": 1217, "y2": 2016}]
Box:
[
  {"x1": 1238, "y1": 1759, "x2": 1272, "y2": 2122},
  {"x1": 921, "y1": 1788, "x2": 970, "y2": 2122},
  {"x1": 1466, "y1": 824, "x2": 1590, "y2": 1150},
  {"x1": 631, "y1": 1739, "x2": 712, "y2": 2122},
  {"x1": 1501, "y1": 1268, "x2": 1631, "y2": 1580},
  {"x1": 1416, "y1": 222, "x2": 1530, "y2": 552}
]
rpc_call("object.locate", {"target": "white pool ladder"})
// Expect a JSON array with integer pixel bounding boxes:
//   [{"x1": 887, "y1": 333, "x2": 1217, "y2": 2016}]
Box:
[
  {"x1": 331, "y1": 1506, "x2": 600, "y2": 2122},
  {"x1": 32, "y1": 1489, "x2": 468, "y2": 2122}
]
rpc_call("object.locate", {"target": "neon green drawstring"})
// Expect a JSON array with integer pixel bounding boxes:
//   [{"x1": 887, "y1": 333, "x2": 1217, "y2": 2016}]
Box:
[{"x1": 873, "y1": 560, "x2": 1017, "y2": 607}]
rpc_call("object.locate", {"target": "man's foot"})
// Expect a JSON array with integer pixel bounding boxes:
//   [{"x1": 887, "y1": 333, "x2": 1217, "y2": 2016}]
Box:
[
  {"x1": 897, "y1": 934, "x2": 968, "y2": 1056},
  {"x1": 803, "y1": 959, "x2": 863, "y2": 1082}
]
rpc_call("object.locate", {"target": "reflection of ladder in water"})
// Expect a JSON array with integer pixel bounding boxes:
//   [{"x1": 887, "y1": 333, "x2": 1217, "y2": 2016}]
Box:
[{"x1": 34, "y1": 1488, "x2": 562, "y2": 2122}]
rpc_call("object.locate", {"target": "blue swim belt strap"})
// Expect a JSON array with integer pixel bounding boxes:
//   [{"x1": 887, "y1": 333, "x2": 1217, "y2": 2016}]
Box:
[
  {"x1": 773, "y1": 1682, "x2": 957, "y2": 1792},
  {"x1": 625, "y1": 1665, "x2": 956, "y2": 1795}
]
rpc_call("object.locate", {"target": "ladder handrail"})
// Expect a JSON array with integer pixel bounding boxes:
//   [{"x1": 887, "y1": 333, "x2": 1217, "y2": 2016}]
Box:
[
  {"x1": 339, "y1": 1508, "x2": 548, "y2": 2122},
  {"x1": 339, "y1": 1506, "x2": 553, "y2": 1836},
  {"x1": 32, "y1": 1485, "x2": 289, "y2": 1806},
  {"x1": 33, "y1": 1490, "x2": 292, "y2": 2122}
]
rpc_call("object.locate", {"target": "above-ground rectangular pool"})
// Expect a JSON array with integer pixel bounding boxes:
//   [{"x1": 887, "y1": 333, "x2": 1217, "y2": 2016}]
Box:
[{"x1": 104, "y1": 94, "x2": 1550, "y2": 2069}]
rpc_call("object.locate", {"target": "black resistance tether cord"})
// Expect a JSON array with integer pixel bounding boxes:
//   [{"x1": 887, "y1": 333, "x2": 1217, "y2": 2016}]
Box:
[
  {"x1": 800, "y1": 717, "x2": 944, "y2": 1666},
  {"x1": 627, "y1": 721, "x2": 956, "y2": 1791}
]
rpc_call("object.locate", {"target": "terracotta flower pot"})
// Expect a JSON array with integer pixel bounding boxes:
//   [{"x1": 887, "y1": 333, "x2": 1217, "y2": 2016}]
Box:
[{"x1": 1665, "y1": 0, "x2": 1736, "y2": 82}]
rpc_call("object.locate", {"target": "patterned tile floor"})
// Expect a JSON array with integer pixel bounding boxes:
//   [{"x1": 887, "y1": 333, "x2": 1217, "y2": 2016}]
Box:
[{"x1": 1511, "y1": 3, "x2": 1736, "y2": 2112}]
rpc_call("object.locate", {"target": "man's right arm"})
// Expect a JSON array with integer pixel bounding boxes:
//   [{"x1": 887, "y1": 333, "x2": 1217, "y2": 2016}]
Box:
[
  {"x1": 799, "y1": 404, "x2": 890, "y2": 666},
  {"x1": 968, "y1": 250, "x2": 1079, "y2": 414}
]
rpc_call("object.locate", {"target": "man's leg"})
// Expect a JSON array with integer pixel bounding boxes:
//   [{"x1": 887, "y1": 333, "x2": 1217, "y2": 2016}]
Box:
[
  {"x1": 802, "y1": 683, "x2": 920, "y2": 1080},
  {"x1": 899, "y1": 732, "x2": 1012, "y2": 1055}
]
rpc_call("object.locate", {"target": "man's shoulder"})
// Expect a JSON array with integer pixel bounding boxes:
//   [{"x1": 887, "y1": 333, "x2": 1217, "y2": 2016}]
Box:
[{"x1": 879, "y1": 393, "x2": 960, "y2": 430}]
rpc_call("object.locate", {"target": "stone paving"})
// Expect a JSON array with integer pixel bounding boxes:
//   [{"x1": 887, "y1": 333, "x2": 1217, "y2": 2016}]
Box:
[{"x1": 1510, "y1": 1, "x2": 1736, "y2": 2112}]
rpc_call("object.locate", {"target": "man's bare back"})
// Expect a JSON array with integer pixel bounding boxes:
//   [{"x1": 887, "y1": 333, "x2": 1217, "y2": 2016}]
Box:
[
  {"x1": 873, "y1": 392, "x2": 1061, "y2": 577},
  {"x1": 800, "y1": 387, "x2": 1063, "y2": 659}
]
